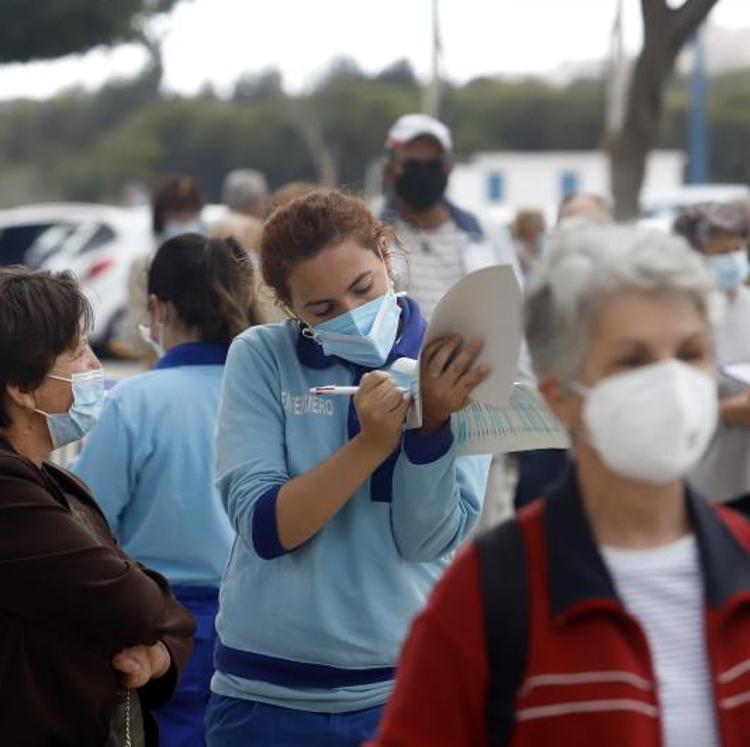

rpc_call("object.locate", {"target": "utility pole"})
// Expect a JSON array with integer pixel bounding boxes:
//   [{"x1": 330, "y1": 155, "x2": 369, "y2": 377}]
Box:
[
  {"x1": 422, "y1": 0, "x2": 441, "y2": 117},
  {"x1": 605, "y1": 0, "x2": 627, "y2": 140},
  {"x1": 688, "y1": 27, "x2": 710, "y2": 184}
]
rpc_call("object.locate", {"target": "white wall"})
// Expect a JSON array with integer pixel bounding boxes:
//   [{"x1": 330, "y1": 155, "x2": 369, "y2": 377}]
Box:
[{"x1": 447, "y1": 150, "x2": 685, "y2": 222}]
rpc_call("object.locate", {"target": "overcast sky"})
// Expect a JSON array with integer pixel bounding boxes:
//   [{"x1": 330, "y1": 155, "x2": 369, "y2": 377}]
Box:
[{"x1": 0, "y1": 0, "x2": 747, "y2": 100}]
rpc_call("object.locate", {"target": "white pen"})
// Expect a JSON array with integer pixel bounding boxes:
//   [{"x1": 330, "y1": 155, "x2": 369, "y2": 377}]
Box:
[
  {"x1": 309, "y1": 386, "x2": 360, "y2": 396},
  {"x1": 310, "y1": 385, "x2": 409, "y2": 396}
]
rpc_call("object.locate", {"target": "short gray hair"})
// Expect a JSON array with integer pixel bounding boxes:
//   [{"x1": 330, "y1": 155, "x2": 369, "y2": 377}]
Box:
[
  {"x1": 222, "y1": 169, "x2": 268, "y2": 211},
  {"x1": 525, "y1": 221, "x2": 721, "y2": 381}
]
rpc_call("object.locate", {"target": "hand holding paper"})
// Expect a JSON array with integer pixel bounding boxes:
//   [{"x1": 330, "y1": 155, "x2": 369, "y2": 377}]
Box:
[
  {"x1": 419, "y1": 336, "x2": 490, "y2": 432},
  {"x1": 408, "y1": 264, "x2": 523, "y2": 428},
  {"x1": 405, "y1": 264, "x2": 568, "y2": 454}
]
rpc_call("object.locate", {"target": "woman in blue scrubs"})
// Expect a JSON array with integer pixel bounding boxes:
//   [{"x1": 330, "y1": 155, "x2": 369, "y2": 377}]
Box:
[
  {"x1": 75, "y1": 233, "x2": 254, "y2": 746},
  {"x1": 204, "y1": 190, "x2": 493, "y2": 746}
]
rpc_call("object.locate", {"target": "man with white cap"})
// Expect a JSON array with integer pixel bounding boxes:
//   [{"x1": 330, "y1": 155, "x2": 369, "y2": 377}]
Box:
[
  {"x1": 382, "y1": 114, "x2": 531, "y2": 529},
  {"x1": 381, "y1": 113, "x2": 517, "y2": 319}
]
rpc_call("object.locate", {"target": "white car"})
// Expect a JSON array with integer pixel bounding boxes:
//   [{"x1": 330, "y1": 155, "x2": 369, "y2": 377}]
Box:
[
  {"x1": 17, "y1": 204, "x2": 152, "y2": 349},
  {"x1": 0, "y1": 202, "x2": 228, "y2": 352}
]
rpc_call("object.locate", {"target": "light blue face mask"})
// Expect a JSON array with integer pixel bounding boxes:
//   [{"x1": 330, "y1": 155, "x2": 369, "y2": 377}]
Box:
[
  {"x1": 306, "y1": 293, "x2": 402, "y2": 368},
  {"x1": 35, "y1": 369, "x2": 105, "y2": 449},
  {"x1": 706, "y1": 249, "x2": 750, "y2": 291}
]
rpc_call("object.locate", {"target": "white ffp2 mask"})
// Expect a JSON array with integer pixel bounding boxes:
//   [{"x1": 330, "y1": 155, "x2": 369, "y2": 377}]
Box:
[{"x1": 574, "y1": 360, "x2": 718, "y2": 485}]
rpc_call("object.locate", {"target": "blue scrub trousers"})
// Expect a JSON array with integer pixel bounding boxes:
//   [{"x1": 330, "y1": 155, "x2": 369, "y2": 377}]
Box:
[
  {"x1": 154, "y1": 586, "x2": 219, "y2": 747},
  {"x1": 204, "y1": 693, "x2": 384, "y2": 747}
]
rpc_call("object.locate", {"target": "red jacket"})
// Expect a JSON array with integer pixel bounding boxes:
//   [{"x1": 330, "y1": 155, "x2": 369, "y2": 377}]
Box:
[{"x1": 370, "y1": 475, "x2": 750, "y2": 747}]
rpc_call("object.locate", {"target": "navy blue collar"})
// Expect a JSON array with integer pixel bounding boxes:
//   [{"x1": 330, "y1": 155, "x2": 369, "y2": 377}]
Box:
[
  {"x1": 296, "y1": 296, "x2": 426, "y2": 370},
  {"x1": 380, "y1": 198, "x2": 485, "y2": 241},
  {"x1": 155, "y1": 342, "x2": 229, "y2": 370},
  {"x1": 545, "y1": 469, "x2": 750, "y2": 618}
]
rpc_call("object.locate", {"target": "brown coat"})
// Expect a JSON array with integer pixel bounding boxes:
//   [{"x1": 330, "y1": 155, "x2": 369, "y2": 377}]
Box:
[{"x1": 0, "y1": 435, "x2": 195, "y2": 745}]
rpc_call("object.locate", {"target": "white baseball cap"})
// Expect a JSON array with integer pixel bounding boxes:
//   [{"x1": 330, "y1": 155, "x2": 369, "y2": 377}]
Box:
[{"x1": 386, "y1": 113, "x2": 453, "y2": 153}]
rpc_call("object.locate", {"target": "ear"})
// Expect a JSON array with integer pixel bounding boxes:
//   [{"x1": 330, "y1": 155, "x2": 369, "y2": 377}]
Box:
[
  {"x1": 538, "y1": 375, "x2": 581, "y2": 431},
  {"x1": 149, "y1": 294, "x2": 170, "y2": 325},
  {"x1": 5, "y1": 383, "x2": 37, "y2": 413}
]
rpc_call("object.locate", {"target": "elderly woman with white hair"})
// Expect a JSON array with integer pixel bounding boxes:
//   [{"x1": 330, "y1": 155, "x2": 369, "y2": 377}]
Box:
[{"x1": 369, "y1": 223, "x2": 750, "y2": 747}]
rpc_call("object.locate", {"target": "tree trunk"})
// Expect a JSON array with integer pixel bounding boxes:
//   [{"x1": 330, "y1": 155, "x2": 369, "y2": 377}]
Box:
[
  {"x1": 610, "y1": 0, "x2": 721, "y2": 221},
  {"x1": 285, "y1": 101, "x2": 339, "y2": 187}
]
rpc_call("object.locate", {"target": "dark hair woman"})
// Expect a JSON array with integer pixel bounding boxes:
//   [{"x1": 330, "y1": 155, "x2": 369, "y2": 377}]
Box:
[
  {"x1": 0, "y1": 267, "x2": 194, "y2": 745},
  {"x1": 151, "y1": 175, "x2": 206, "y2": 240},
  {"x1": 119, "y1": 174, "x2": 207, "y2": 360},
  {"x1": 203, "y1": 190, "x2": 492, "y2": 746},
  {"x1": 75, "y1": 234, "x2": 254, "y2": 746}
]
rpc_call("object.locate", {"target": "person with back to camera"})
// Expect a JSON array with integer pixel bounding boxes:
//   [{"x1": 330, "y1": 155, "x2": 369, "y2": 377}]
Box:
[
  {"x1": 0, "y1": 267, "x2": 194, "y2": 745},
  {"x1": 74, "y1": 234, "x2": 254, "y2": 746},
  {"x1": 203, "y1": 189, "x2": 492, "y2": 746},
  {"x1": 370, "y1": 223, "x2": 750, "y2": 747},
  {"x1": 211, "y1": 168, "x2": 287, "y2": 325},
  {"x1": 116, "y1": 175, "x2": 207, "y2": 360}
]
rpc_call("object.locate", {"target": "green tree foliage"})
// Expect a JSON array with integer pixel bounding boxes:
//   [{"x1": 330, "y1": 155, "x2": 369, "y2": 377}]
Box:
[
  {"x1": 0, "y1": 0, "x2": 182, "y2": 63},
  {"x1": 307, "y1": 57, "x2": 420, "y2": 187},
  {"x1": 0, "y1": 57, "x2": 746, "y2": 207}
]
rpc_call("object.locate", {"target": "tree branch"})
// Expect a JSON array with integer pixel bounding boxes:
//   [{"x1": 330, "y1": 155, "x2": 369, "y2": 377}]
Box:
[
  {"x1": 670, "y1": 0, "x2": 721, "y2": 46},
  {"x1": 641, "y1": 0, "x2": 669, "y2": 26}
]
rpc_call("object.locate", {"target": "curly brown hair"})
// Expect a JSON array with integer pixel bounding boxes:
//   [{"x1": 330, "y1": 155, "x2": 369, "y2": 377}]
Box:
[{"x1": 260, "y1": 190, "x2": 395, "y2": 306}]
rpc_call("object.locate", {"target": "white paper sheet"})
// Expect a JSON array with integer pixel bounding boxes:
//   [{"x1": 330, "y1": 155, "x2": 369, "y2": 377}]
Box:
[
  {"x1": 452, "y1": 384, "x2": 570, "y2": 455},
  {"x1": 721, "y1": 362, "x2": 750, "y2": 387},
  {"x1": 407, "y1": 264, "x2": 523, "y2": 428}
]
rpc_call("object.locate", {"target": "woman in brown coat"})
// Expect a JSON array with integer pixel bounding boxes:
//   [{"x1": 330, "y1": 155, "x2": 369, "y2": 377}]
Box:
[{"x1": 0, "y1": 267, "x2": 194, "y2": 745}]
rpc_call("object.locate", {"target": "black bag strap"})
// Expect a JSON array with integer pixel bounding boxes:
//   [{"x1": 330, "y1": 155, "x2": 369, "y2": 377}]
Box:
[{"x1": 475, "y1": 518, "x2": 530, "y2": 747}]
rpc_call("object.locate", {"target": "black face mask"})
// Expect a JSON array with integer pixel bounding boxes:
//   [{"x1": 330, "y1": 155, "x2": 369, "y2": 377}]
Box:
[{"x1": 395, "y1": 159, "x2": 448, "y2": 212}]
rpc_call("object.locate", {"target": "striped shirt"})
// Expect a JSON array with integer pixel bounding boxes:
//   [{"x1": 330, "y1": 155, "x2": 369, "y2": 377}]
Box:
[
  {"x1": 390, "y1": 219, "x2": 469, "y2": 319},
  {"x1": 601, "y1": 535, "x2": 720, "y2": 747}
]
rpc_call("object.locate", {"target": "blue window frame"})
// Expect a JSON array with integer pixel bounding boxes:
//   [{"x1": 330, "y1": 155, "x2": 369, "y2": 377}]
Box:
[
  {"x1": 560, "y1": 170, "x2": 580, "y2": 199},
  {"x1": 487, "y1": 171, "x2": 505, "y2": 203}
]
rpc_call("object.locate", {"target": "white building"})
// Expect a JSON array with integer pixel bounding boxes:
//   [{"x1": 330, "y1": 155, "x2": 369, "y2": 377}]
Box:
[{"x1": 447, "y1": 149, "x2": 686, "y2": 223}]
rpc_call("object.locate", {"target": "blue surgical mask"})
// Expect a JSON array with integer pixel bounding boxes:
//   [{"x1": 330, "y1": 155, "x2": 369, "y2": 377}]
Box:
[
  {"x1": 306, "y1": 293, "x2": 402, "y2": 368},
  {"x1": 706, "y1": 249, "x2": 750, "y2": 291},
  {"x1": 35, "y1": 369, "x2": 105, "y2": 449}
]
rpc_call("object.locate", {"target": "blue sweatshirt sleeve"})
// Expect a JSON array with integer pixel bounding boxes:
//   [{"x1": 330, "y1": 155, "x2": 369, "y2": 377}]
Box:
[
  {"x1": 215, "y1": 334, "x2": 290, "y2": 560},
  {"x1": 72, "y1": 396, "x2": 136, "y2": 536},
  {"x1": 390, "y1": 423, "x2": 490, "y2": 562}
]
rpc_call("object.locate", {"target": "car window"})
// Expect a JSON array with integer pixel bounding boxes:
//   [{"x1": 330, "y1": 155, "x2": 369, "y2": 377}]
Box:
[
  {"x1": 0, "y1": 223, "x2": 57, "y2": 266},
  {"x1": 25, "y1": 223, "x2": 78, "y2": 268},
  {"x1": 77, "y1": 224, "x2": 116, "y2": 255}
]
